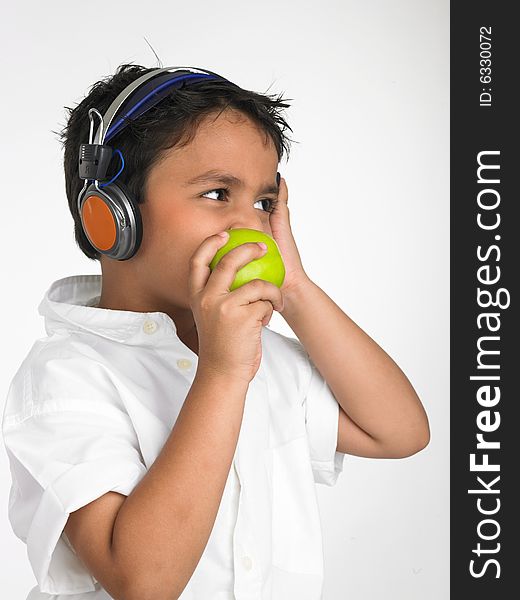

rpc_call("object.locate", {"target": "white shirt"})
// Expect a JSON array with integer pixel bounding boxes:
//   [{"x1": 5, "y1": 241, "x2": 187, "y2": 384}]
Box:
[{"x1": 2, "y1": 274, "x2": 345, "y2": 600}]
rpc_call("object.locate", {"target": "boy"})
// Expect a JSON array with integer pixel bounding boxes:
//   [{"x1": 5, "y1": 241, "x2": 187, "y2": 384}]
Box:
[{"x1": 2, "y1": 64, "x2": 430, "y2": 600}]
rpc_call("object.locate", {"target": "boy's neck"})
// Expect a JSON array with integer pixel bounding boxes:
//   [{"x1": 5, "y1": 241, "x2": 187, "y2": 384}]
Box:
[{"x1": 97, "y1": 266, "x2": 199, "y2": 355}]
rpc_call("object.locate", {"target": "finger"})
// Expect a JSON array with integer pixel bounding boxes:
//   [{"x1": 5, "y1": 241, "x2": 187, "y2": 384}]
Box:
[
  {"x1": 261, "y1": 303, "x2": 274, "y2": 326},
  {"x1": 206, "y1": 242, "x2": 268, "y2": 294},
  {"x1": 277, "y1": 175, "x2": 288, "y2": 206},
  {"x1": 249, "y1": 299, "x2": 274, "y2": 325},
  {"x1": 230, "y1": 278, "x2": 284, "y2": 313},
  {"x1": 188, "y1": 232, "x2": 231, "y2": 298}
]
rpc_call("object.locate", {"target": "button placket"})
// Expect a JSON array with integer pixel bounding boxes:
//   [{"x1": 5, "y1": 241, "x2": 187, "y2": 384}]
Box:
[
  {"x1": 233, "y1": 541, "x2": 260, "y2": 599},
  {"x1": 232, "y1": 369, "x2": 269, "y2": 599}
]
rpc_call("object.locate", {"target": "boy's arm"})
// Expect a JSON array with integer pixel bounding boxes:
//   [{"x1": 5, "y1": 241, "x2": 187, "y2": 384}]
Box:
[
  {"x1": 270, "y1": 177, "x2": 430, "y2": 460},
  {"x1": 281, "y1": 276, "x2": 430, "y2": 459},
  {"x1": 65, "y1": 367, "x2": 249, "y2": 600}
]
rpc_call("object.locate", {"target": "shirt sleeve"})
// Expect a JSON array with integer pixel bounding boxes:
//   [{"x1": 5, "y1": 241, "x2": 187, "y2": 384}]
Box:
[
  {"x1": 302, "y1": 355, "x2": 346, "y2": 486},
  {"x1": 2, "y1": 360, "x2": 148, "y2": 595},
  {"x1": 277, "y1": 332, "x2": 346, "y2": 487}
]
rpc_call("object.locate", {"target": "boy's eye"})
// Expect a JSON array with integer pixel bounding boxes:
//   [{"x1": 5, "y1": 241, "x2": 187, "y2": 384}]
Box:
[
  {"x1": 201, "y1": 188, "x2": 278, "y2": 213},
  {"x1": 201, "y1": 188, "x2": 226, "y2": 201}
]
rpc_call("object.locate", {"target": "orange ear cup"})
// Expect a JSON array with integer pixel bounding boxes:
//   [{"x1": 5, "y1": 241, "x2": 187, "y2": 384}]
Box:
[{"x1": 81, "y1": 195, "x2": 117, "y2": 251}]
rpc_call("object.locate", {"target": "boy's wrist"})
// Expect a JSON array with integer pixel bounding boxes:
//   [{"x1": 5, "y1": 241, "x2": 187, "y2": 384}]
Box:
[
  {"x1": 280, "y1": 276, "x2": 316, "y2": 319},
  {"x1": 194, "y1": 362, "x2": 252, "y2": 391}
]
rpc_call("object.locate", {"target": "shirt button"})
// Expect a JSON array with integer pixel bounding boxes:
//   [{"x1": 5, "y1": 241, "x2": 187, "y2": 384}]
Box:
[
  {"x1": 143, "y1": 319, "x2": 159, "y2": 334},
  {"x1": 241, "y1": 556, "x2": 253, "y2": 571},
  {"x1": 176, "y1": 358, "x2": 192, "y2": 371}
]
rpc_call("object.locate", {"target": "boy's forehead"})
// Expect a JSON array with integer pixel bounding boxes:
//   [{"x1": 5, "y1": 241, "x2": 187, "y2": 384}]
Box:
[
  {"x1": 158, "y1": 113, "x2": 278, "y2": 185},
  {"x1": 190, "y1": 109, "x2": 273, "y2": 148}
]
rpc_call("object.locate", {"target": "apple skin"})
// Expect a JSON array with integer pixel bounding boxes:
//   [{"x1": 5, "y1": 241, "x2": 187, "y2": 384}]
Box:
[{"x1": 209, "y1": 228, "x2": 286, "y2": 291}]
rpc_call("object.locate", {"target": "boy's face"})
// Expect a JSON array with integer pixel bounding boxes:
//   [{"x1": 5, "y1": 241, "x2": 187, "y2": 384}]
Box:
[{"x1": 125, "y1": 108, "x2": 280, "y2": 316}]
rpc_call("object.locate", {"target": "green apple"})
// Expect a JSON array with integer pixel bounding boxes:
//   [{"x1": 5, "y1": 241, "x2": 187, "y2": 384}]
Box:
[{"x1": 210, "y1": 228, "x2": 285, "y2": 291}]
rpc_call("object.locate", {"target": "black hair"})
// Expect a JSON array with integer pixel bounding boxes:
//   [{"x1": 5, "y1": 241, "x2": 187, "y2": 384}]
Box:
[{"x1": 57, "y1": 63, "x2": 295, "y2": 261}]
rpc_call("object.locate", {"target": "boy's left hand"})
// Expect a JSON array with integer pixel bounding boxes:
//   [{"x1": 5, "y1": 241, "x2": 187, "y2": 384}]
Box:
[{"x1": 269, "y1": 176, "x2": 310, "y2": 295}]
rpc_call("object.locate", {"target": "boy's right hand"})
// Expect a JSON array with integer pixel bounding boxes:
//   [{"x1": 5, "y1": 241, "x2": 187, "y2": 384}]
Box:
[{"x1": 188, "y1": 232, "x2": 284, "y2": 385}]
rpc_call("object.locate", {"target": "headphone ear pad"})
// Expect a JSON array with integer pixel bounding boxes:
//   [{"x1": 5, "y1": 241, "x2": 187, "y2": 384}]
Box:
[{"x1": 79, "y1": 181, "x2": 143, "y2": 261}]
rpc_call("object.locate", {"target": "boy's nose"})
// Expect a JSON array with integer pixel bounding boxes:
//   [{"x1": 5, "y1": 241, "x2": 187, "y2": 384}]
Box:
[
  {"x1": 228, "y1": 209, "x2": 266, "y2": 233},
  {"x1": 228, "y1": 219, "x2": 266, "y2": 234}
]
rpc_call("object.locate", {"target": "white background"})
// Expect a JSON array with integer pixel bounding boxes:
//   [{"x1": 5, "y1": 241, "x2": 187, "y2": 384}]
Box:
[{"x1": 0, "y1": 1, "x2": 449, "y2": 598}]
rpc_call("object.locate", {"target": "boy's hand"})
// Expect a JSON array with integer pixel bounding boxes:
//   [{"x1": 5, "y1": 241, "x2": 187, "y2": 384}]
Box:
[
  {"x1": 188, "y1": 233, "x2": 284, "y2": 385},
  {"x1": 269, "y1": 176, "x2": 310, "y2": 295}
]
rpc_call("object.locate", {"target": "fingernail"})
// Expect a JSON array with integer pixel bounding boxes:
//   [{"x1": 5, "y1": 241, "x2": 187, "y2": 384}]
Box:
[
  {"x1": 257, "y1": 242, "x2": 267, "y2": 250},
  {"x1": 218, "y1": 231, "x2": 229, "y2": 238},
  {"x1": 276, "y1": 172, "x2": 281, "y2": 186}
]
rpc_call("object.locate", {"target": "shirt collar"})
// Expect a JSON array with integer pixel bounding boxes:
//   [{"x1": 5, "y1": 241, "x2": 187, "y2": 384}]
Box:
[{"x1": 38, "y1": 274, "x2": 179, "y2": 345}]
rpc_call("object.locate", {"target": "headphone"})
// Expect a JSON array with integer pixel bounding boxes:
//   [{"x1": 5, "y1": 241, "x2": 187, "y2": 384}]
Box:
[{"x1": 76, "y1": 66, "x2": 234, "y2": 260}]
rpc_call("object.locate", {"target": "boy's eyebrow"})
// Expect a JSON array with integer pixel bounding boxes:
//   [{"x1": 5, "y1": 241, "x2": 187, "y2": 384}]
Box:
[{"x1": 184, "y1": 170, "x2": 279, "y2": 195}]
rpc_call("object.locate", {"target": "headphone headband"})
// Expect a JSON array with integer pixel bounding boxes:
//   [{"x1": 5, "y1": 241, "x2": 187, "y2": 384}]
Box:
[
  {"x1": 94, "y1": 66, "x2": 230, "y2": 145},
  {"x1": 78, "y1": 65, "x2": 233, "y2": 184}
]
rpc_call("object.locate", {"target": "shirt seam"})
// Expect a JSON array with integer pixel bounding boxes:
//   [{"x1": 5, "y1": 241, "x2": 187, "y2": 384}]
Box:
[
  {"x1": 21, "y1": 341, "x2": 47, "y2": 422},
  {"x1": 3, "y1": 403, "x2": 132, "y2": 430}
]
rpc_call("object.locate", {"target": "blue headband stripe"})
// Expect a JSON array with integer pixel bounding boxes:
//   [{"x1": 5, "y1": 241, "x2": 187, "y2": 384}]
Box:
[{"x1": 105, "y1": 72, "x2": 220, "y2": 142}]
